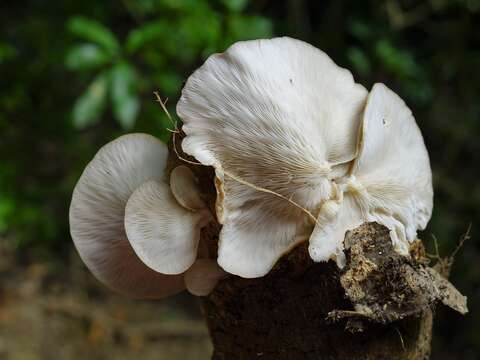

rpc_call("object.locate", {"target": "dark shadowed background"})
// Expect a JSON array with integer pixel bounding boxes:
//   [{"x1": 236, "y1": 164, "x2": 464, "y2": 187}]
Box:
[{"x1": 0, "y1": 0, "x2": 479, "y2": 359}]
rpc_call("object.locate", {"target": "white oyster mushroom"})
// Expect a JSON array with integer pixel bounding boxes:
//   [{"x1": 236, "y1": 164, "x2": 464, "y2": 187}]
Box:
[
  {"x1": 177, "y1": 37, "x2": 368, "y2": 278},
  {"x1": 309, "y1": 83, "x2": 433, "y2": 263},
  {"x1": 69, "y1": 133, "x2": 212, "y2": 298}
]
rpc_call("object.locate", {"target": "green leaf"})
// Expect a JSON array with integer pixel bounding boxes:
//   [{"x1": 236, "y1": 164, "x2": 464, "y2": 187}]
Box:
[
  {"x1": 65, "y1": 43, "x2": 111, "y2": 70},
  {"x1": 0, "y1": 42, "x2": 17, "y2": 63},
  {"x1": 110, "y1": 62, "x2": 140, "y2": 130},
  {"x1": 155, "y1": 71, "x2": 183, "y2": 95},
  {"x1": 125, "y1": 21, "x2": 169, "y2": 54},
  {"x1": 227, "y1": 15, "x2": 273, "y2": 42},
  {"x1": 161, "y1": 0, "x2": 198, "y2": 11},
  {"x1": 347, "y1": 47, "x2": 371, "y2": 76},
  {"x1": 68, "y1": 16, "x2": 119, "y2": 54},
  {"x1": 221, "y1": 0, "x2": 248, "y2": 12},
  {"x1": 0, "y1": 196, "x2": 14, "y2": 232},
  {"x1": 348, "y1": 20, "x2": 371, "y2": 40},
  {"x1": 72, "y1": 72, "x2": 108, "y2": 128},
  {"x1": 180, "y1": 12, "x2": 221, "y2": 48},
  {"x1": 375, "y1": 39, "x2": 419, "y2": 78}
]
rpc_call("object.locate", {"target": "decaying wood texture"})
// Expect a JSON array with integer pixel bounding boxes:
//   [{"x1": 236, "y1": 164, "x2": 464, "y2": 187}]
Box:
[
  {"x1": 167, "y1": 135, "x2": 467, "y2": 360},
  {"x1": 203, "y1": 224, "x2": 430, "y2": 360}
]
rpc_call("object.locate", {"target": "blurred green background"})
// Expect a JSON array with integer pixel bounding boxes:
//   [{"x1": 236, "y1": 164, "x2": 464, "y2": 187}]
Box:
[{"x1": 0, "y1": 0, "x2": 479, "y2": 359}]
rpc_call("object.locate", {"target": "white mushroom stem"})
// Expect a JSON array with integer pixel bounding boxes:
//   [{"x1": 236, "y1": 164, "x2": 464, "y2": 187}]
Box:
[{"x1": 185, "y1": 259, "x2": 228, "y2": 296}]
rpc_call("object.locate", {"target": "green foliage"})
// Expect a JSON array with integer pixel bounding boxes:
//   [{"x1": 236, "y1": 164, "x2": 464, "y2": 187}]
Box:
[
  {"x1": 72, "y1": 71, "x2": 109, "y2": 128},
  {"x1": 0, "y1": 0, "x2": 274, "y2": 256},
  {"x1": 374, "y1": 39, "x2": 419, "y2": 78},
  {"x1": 67, "y1": 16, "x2": 120, "y2": 55},
  {"x1": 227, "y1": 15, "x2": 273, "y2": 43},
  {"x1": 347, "y1": 47, "x2": 371, "y2": 76},
  {"x1": 0, "y1": 42, "x2": 17, "y2": 63},
  {"x1": 66, "y1": 0, "x2": 272, "y2": 131},
  {"x1": 65, "y1": 44, "x2": 111, "y2": 70},
  {"x1": 125, "y1": 22, "x2": 170, "y2": 54},
  {"x1": 221, "y1": 0, "x2": 248, "y2": 12},
  {"x1": 110, "y1": 62, "x2": 140, "y2": 130}
]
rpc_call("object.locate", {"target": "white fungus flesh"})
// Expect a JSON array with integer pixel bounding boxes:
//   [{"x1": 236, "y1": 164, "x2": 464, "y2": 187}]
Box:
[
  {"x1": 309, "y1": 83, "x2": 433, "y2": 263},
  {"x1": 177, "y1": 37, "x2": 368, "y2": 278},
  {"x1": 308, "y1": 187, "x2": 363, "y2": 267},
  {"x1": 352, "y1": 83, "x2": 433, "y2": 252},
  {"x1": 69, "y1": 134, "x2": 184, "y2": 298}
]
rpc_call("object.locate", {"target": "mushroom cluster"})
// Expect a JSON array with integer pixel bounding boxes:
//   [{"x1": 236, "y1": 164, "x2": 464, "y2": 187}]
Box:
[
  {"x1": 69, "y1": 37, "x2": 433, "y2": 298},
  {"x1": 69, "y1": 134, "x2": 225, "y2": 298}
]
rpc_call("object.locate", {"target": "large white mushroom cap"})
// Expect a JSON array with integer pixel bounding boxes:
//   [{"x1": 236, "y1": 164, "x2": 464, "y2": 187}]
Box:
[
  {"x1": 177, "y1": 37, "x2": 368, "y2": 277},
  {"x1": 309, "y1": 83, "x2": 433, "y2": 263},
  {"x1": 69, "y1": 134, "x2": 211, "y2": 298}
]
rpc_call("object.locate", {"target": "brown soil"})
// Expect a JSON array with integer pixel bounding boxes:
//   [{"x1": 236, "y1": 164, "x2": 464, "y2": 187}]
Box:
[{"x1": 0, "y1": 245, "x2": 212, "y2": 360}]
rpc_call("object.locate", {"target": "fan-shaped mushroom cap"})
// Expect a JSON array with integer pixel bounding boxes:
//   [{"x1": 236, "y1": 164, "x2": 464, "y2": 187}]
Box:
[
  {"x1": 177, "y1": 37, "x2": 367, "y2": 278},
  {"x1": 309, "y1": 83, "x2": 433, "y2": 263},
  {"x1": 124, "y1": 179, "x2": 210, "y2": 275},
  {"x1": 69, "y1": 134, "x2": 184, "y2": 298},
  {"x1": 352, "y1": 83, "x2": 433, "y2": 251},
  {"x1": 170, "y1": 165, "x2": 205, "y2": 211}
]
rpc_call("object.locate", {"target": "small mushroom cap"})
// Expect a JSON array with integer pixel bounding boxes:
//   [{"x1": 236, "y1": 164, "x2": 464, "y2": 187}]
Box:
[
  {"x1": 170, "y1": 165, "x2": 205, "y2": 211},
  {"x1": 184, "y1": 259, "x2": 227, "y2": 296},
  {"x1": 309, "y1": 84, "x2": 433, "y2": 263},
  {"x1": 124, "y1": 179, "x2": 208, "y2": 275},
  {"x1": 177, "y1": 37, "x2": 367, "y2": 278},
  {"x1": 69, "y1": 134, "x2": 184, "y2": 298}
]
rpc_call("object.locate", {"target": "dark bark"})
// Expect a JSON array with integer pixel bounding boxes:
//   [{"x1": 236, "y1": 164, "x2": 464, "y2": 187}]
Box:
[{"x1": 202, "y1": 224, "x2": 435, "y2": 360}]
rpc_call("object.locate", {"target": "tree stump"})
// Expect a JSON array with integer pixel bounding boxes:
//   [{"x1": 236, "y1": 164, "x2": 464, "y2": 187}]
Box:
[{"x1": 203, "y1": 223, "x2": 436, "y2": 360}]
